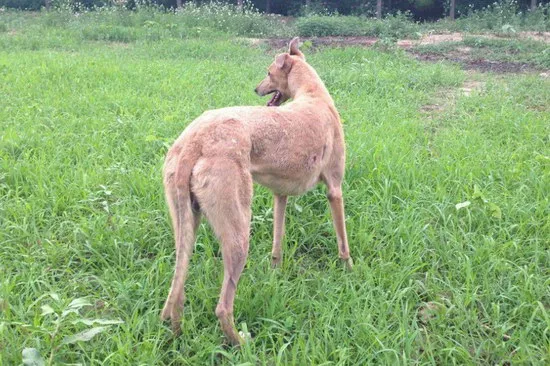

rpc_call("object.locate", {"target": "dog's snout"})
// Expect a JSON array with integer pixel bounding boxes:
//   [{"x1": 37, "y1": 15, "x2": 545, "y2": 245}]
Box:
[{"x1": 254, "y1": 87, "x2": 258, "y2": 94}]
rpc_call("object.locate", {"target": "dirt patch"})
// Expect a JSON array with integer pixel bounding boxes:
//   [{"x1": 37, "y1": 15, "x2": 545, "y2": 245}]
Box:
[
  {"x1": 463, "y1": 59, "x2": 535, "y2": 73},
  {"x1": 461, "y1": 80, "x2": 485, "y2": 96},
  {"x1": 417, "y1": 32, "x2": 464, "y2": 45},
  {"x1": 107, "y1": 42, "x2": 132, "y2": 49},
  {"x1": 420, "y1": 79, "x2": 484, "y2": 120},
  {"x1": 420, "y1": 87, "x2": 456, "y2": 121},
  {"x1": 411, "y1": 51, "x2": 537, "y2": 73},
  {"x1": 245, "y1": 38, "x2": 264, "y2": 46},
  {"x1": 456, "y1": 46, "x2": 472, "y2": 54},
  {"x1": 518, "y1": 31, "x2": 550, "y2": 43},
  {"x1": 410, "y1": 31, "x2": 550, "y2": 45},
  {"x1": 418, "y1": 302, "x2": 444, "y2": 325},
  {"x1": 402, "y1": 32, "x2": 549, "y2": 73},
  {"x1": 420, "y1": 103, "x2": 446, "y2": 113}
]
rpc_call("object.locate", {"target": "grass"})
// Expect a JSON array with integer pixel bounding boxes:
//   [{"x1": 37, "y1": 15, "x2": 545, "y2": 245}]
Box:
[{"x1": 1, "y1": 10, "x2": 550, "y2": 366}]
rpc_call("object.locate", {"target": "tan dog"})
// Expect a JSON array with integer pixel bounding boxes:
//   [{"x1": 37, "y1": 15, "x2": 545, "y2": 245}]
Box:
[{"x1": 161, "y1": 38, "x2": 352, "y2": 345}]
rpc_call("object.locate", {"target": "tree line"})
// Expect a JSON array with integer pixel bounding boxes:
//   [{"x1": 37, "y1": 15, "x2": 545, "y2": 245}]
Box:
[{"x1": 2, "y1": 0, "x2": 548, "y2": 20}]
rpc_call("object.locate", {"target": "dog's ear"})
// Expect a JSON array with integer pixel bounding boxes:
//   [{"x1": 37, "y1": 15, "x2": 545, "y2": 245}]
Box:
[
  {"x1": 275, "y1": 53, "x2": 292, "y2": 72},
  {"x1": 288, "y1": 37, "x2": 305, "y2": 60}
]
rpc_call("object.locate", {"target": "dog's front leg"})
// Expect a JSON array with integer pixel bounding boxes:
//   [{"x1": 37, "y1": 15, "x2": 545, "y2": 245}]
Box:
[
  {"x1": 327, "y1": 186, "x2": 353, "y2": 270},
  {"x1": 271, "y1": 194, "x2": 287, "y2": 268}
]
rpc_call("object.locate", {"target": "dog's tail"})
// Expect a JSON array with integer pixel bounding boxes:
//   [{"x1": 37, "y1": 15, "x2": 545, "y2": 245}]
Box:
[{"x1": 161, "y1": 147, "x2": 201, "y2": 325}]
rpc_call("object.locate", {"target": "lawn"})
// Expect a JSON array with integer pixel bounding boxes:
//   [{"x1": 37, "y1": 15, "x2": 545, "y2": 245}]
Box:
[{"x1": 1, "y1": 10, "x2": 549, "y2": 365}]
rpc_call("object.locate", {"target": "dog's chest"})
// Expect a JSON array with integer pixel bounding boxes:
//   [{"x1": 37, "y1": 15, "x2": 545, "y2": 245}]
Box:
[{"x1": 251, "y1": 170, "x2": 321, "y2": 196}]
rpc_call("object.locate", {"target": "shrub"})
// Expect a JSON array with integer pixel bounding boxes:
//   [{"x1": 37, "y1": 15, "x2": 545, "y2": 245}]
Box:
[
  {"x1": 296, "y1": 16, "x2": 352, "y2": 37},
  {"x1": 296, "y1": 13, "x2": 419, "y2": 38},
  {"x1": 377, "y1": 11, "x2": 419, "y2": 38},
  {"x1": 81, "y1": 24, "x2": 138, "y2": 42}
]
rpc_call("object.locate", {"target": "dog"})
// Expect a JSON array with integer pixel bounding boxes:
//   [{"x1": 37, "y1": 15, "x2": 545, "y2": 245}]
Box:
[{"x1": 160, "y1": 37, "x2": 352, "y2": 345}]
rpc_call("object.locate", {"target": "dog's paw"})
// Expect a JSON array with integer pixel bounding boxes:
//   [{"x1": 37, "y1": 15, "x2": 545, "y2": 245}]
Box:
[
  {"x1": 343, "y1": 257, "x2": 354, "y2": 271},
  {"x1": 170, "y1": 319, "x2": 183, "y2": 336},
  {"x1": 271, "y1": 256, "x2": 282, "y2": 268}
]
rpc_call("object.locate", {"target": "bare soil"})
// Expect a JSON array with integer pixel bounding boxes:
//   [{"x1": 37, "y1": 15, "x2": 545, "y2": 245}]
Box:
[{"x1": 410, "y1": 51, "x2": 537, "y2": 73}]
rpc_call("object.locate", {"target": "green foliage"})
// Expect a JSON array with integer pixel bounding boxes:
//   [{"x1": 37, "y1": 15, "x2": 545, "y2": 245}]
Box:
[
  {"x1": 296, "y1": 15, "x2": 355, "y2": 36},
  {"x1": 296, "y1": 12, "x2": 420, "y2": 38},
  {"x1": 81, "y1": 24, "x2": 139, "y2": 42},
  {"x1": 7, "y1": 294, "x2": 123, "y2": 365},
  {"x1": 171, "y1": 1, "x2": 291, "y2": 37},
  {"x1": 449, "y1": 0, "x2": 548, "y2": 16},
  {"x1": 451, "y1": 1, "x2": 550, "y2": 32}
]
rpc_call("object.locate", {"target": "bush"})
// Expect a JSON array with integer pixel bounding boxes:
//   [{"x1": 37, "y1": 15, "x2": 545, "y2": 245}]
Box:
[
  {"x1": 377, "y1": 11, "x2": 419, "y2": 38},
  {"x1": 81, "y1": 24, "x2": 138, "y2": 42},
  {"x1": 296, "y1": 16, "x2": 357, "y2": 37},
  {"x1": 296, "y1": 12, "x2": 419, "y2": 38}
]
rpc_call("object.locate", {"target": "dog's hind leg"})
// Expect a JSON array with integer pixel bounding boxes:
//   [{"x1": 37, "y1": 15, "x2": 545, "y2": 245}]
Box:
[
  {"x1": 326, "y1": 184, "x2": 353, "y2": 270},
  {"x1": 271, "y1": 194, "x2": 287, "y2": 268},
  {"x1": 192, "y1": 157, "x2": 252, "y2": 346},
  {"x1": 161, "y1": 154, "x2": 201, "y2": 334}
]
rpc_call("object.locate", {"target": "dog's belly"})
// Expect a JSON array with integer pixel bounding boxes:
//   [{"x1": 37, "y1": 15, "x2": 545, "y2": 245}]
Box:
[
  {"x1": 249, "y1": 126, "x2": 331, "y2": 196},
  {"x1": 252, "y1": 170, "x2": 321, "y2": 196}
]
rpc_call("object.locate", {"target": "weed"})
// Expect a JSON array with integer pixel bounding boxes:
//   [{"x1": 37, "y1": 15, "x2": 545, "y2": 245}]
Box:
[{"x1": 9, "y1": 294, "x2": 122, "y2": 365}]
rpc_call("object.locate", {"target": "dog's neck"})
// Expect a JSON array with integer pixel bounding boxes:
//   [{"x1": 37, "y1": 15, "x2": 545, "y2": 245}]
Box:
[
  {"x1": 286, "y1": 61, "x2": 340, "y2": 123},
  {"x1": 288, "y1": 62, "x2": 334, "y2": 105}
]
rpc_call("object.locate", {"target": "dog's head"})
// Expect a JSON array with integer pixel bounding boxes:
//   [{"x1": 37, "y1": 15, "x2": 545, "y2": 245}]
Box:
[{"x1": 255, "y1": 37, "x2": 305, "y2": 107}]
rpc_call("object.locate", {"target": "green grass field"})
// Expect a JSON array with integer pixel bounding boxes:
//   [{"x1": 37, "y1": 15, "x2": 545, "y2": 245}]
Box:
[{"x1": 1, "y1": 11, "x2": 549, "y2": 365}]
